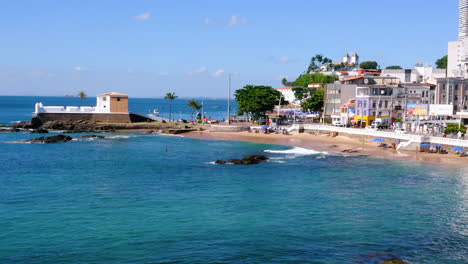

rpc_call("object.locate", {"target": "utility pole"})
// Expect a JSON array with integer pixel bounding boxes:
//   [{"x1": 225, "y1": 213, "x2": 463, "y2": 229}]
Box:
[
  {"x1": 228, "y1": 73, "x2": 231, "y2": 125},
  {"x1": 403, "y1": 84, "x2": 407, "y2": 130}
]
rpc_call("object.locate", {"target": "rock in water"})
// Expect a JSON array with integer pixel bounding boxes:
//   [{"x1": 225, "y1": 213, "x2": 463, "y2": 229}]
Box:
[
  {"x1": 380, "y1": 258, "x2": 407, "y2": 264},
  {"x1": 220, "y1": 155, "x2": 269, "y2": 165},
  {"x1": 24, "y1": 135, "x2": 73, "y2": 143}
]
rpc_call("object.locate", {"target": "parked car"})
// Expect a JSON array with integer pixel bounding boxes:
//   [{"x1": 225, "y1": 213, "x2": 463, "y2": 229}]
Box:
[
  {"x1": 365, "y1": 125, "x2": 378, "y2": 131},
  {"x1": 394, "y1": 128, "x2": 407, "y2": 134}
]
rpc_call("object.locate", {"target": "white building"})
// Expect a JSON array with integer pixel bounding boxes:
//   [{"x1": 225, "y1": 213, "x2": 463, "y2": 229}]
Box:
[
  {"x1": 381, "y1": 66, "x2": 446, "y2": 84},
  {"x1": 448, "y1": 0, "x2": 468, "y2": 78},
  {"x1": 342, "y1": 52, "x2": 359, "y2": 65},
  {"x1": 276, "y1": 87, "x2": 298, "y2": 105},
  {"x1": 35, "y1": 92, "x2": 129, "y2": 114}
]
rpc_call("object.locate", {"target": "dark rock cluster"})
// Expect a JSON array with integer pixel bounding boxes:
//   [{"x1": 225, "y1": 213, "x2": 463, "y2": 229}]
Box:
[
  {"x1": 215, "y1": 155, "x2": 269, "y2": 165},
  {"x1": 23, "y1": 135, "x2": 73, "y2": 143}
]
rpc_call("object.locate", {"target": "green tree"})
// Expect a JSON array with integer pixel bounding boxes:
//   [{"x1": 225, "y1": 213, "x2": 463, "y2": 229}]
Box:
[
  {"x1": 444, "y1": 123, "x2": 466, "y2": 134},
  {"x1": 360, "y1": 61, "x2": 379, "y2": 70},
  {"x1": 386, "y1": 65, "x2": 402, "y2": 69},
  {"x1": 291, "y1": 73, "x2": 338, "y2": 87},
  {"x1": 435, "y1": 55, "x2": 448, "y2": 69},
  {"x1": 234, "y1": 85, "x2": 287, "y2": 120},
  {"x1": 307, "y1": 54, "x2": 333, "y2": 72},
  {"x1": 78, "y1": 91, "x2": 87, "y2": 101},
  {"x1": 164, "y1": 92, "x2": 178, "y2": 121},
  {"x1": 300, "y1": 89, "x2": 324, "y2": 112},
  {"x1": 281, "y1": 77, "x2": 289, "y2": 86},
  {"x1": 187, "y1": 98, "x2": 202, "y2": 123}
]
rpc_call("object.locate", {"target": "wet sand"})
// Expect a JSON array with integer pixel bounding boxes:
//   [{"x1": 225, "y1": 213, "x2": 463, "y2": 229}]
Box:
[{"x1": 185, "y1": 131, "x2": 467, "y2": 168}]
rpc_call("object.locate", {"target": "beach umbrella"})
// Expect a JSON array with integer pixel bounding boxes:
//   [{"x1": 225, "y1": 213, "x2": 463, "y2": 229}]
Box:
[
  {"x1": 432, "y1": 144, "x2": 441, "y2": 147},
  {"x1": 421, "y1": 143, "x2": 430, "y2": 147},
  {"x1": 261, "y1": 125, "x2": 269, "y2": 130},
  {"x1": 453, "y1": 146, "x2": 464, "y2": 151},
  {"x1": 372, "y1": 138, "x2": 385, "y2": 142}
]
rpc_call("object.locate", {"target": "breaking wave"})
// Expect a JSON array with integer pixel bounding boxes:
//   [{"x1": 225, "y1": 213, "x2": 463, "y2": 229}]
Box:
[{"x1": 264, "y1": 147, "x2": 327, "y2": 156}]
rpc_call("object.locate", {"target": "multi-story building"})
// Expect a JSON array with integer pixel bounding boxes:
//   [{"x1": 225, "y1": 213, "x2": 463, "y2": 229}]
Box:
[
  {"x1": 323, "y1": 83, "x2": 356, "y2": 123},
  {"x1": 381, "y1": 66, "x2": 446, "y2": 85},
  {"x1": 435, "y1": 78, "x2": 468, "y2": 113},
  {"x1": 448, "y1": 0, "x2": 468, "y2": 78},
  {"x1": 403, "y1": 83, "x2": 436, "y2": 105},
  {"x1": 354, "y1": 85, "x2": 408, "y2": 127}
]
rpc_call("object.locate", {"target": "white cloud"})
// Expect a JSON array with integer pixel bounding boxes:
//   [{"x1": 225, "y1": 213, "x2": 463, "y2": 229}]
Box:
[
  {"x1": 228, "y1": 15, "x2": 248, "y2": 26},
  {"x1": 204, "y1": 17, "x2": 217, "y2": 25},
  {"x1": 188, "y1": 66, "x2": 208, "y2": 76},
  {"x1": 276, "y1": 56, "x2": 296, "y2": 63},
  {"x1": 132, "y1": 12, "x2": 151, "y2": 21},
  {"x1": 213, "y1": 69, "x2": 225, "y2": 77},
  {"x1": 73, "y1": 66, "x2": 87, "y2": 72},
  {"x1": 204, "y1": 15, "x2": 248, "y2": 26}
]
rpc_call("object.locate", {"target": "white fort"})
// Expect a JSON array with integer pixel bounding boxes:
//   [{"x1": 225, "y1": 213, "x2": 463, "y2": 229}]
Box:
[
  {"x1": 448, "y1": 0, "x2": 468, "y2": 77},
  {"x1": 35, "y1": 92, "x2": 129, "y2": 114}
]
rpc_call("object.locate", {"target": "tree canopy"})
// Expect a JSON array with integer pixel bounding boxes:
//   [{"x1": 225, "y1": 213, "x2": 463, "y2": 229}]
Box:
[
  {"x1": 307, "y1": 54, "x2": 333, "y2": 72},
  {"x1": 435, "y1": 55, "x2": 448, "y2": 69},
  {"x1": 78, "y1": 91, "x2": 86, "y2": 101},
  {"x1": 187, "y1": 98, "x2": 202, "y2": 110},
  {"x1": 291, "y1": 73, "x2": 337, "y2": 87},
  {"x1": 234, "y1": 85, "x2": 287, "y2": 118},
  {"x1": 360, "y1": 61, "x2": 379, "y2": 70},
  {"x1": 385, "y1": 65, "x2": 402, "y2": 69},
  {"x1": 164, "y1": 92, "x2": 177, "y2": 101},
  {"x1": 300, "y1": 89, "x2": 324, "y2": 112}
]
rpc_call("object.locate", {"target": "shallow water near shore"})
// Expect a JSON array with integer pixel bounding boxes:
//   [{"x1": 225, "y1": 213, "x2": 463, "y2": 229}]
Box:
[{"x1": 0, "y1": 130, "x2": 467, "y2": 264}]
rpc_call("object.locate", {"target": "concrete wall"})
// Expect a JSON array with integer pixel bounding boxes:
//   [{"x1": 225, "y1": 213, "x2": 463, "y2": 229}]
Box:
[{"x1": 37, "y1": 113, "x2": 131, "y2": 123}]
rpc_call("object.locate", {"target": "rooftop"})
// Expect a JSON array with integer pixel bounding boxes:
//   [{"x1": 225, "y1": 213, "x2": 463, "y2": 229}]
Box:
[{"x1": 98, "y1": 92, "x2": 129, "y2": 97}]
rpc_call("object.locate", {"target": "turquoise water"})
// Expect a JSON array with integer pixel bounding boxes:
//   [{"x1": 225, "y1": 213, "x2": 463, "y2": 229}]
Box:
[{"x1": 0, "y1": 97, "x2": 467, "y2": 263}]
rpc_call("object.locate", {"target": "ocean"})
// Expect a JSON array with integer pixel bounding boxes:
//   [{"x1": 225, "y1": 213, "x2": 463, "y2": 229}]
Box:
[{"x1": 0, "y1": 96, "x2": 467, "y2": 264}]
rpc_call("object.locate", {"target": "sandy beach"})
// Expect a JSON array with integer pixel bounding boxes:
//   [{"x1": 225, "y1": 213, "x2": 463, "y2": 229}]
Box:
[{"x1": 185, "y1": 130, "x2": 468, "y2": 168}]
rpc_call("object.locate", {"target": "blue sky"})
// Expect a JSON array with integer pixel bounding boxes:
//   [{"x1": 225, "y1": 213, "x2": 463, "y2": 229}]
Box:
[{"x1": 0, "y1": 0, "x2": 458, "y2": 98}]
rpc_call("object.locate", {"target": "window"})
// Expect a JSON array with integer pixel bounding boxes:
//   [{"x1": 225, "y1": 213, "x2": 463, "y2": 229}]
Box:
[
  {"x1": 384, "y1": 101, "x2": 388, "y2": 108},
  {"x1": 103, "y1": 97, "x2": 107, "y2": 101},
  {"x1": 117, "y1": 98, "x2": 121, "y2": 102}
]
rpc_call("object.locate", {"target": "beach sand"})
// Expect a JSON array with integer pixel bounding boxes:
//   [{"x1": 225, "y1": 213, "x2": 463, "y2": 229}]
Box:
[{"x1": 185, "y1": 130, "x2": 467, "y2": 168}]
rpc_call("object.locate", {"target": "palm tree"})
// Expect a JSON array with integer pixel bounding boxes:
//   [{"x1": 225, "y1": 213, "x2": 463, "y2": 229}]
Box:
[
  {"x1": 78, "y1": 91, "x2": 87, "y2": 101},
  {"x1": 164, "y1": 92, "x2": 178, "y2": 121},
  {"x1": 187, "y1": 99, "x2": 202, "y2": 123}
]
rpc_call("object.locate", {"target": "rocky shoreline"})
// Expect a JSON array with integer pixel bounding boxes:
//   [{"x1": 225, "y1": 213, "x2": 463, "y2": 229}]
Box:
[{"x1": 3, "y1": 117, "x2": 204, "y2": 134}]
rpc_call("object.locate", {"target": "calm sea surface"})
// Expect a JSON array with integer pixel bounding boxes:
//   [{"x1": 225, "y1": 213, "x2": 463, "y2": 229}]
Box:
[{"x1": 0, "y1": 96, "x2": 467, "y2": 264}]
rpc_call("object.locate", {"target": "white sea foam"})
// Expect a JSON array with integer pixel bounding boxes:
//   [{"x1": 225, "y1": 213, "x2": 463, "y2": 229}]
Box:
[
  {"x1": 264, "y1": 147, "x2": 327, "y2": 156},
  {"x1": 106, "y1": 135, "x2": 131, "y2": 139}
]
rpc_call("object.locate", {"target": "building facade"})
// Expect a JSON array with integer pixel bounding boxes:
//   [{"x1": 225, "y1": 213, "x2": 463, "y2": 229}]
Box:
[
  {"x1": 448, "y1": 0, "x2": 468, "y2": 78},
  {"x1": 323, "y1": 83, "x2": 356, "y2": 122},
  {"x1": 435, "y1": 78, "x2": 468, "y2": 113},
  {"x1": 381, "y1": 67, "x2": 446, "y2": 84}
]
